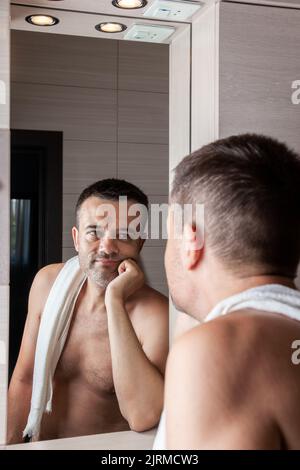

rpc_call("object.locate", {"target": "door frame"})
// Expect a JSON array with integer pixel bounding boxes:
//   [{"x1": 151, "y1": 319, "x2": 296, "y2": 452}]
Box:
[{"x1": 11, "y1": 129, "x2": 63, "y2": 266}]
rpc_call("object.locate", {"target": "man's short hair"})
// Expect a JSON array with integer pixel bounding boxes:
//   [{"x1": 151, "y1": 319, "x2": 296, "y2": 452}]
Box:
[
  {"x1": 76, "y1": 178, "x2": 149, "y2": 225},
  {"x1": 171, "y1": 133, "x2": 300, "y2": 277}
]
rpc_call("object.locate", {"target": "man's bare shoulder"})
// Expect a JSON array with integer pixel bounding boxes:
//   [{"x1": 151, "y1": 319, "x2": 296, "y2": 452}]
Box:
[
  {"x1": 38, "y1": 262, "x2": 65, "y2": 279},
  {"x1": 127, "y1": 285, "x2": 168, "y2": 345},
  {"x1": 173, "y1": 309, "x2": 280, "y2": 360},
  {"x1": 170, "y1": 316, "x2": 240, "y2": 371},
  {"x1": 167, "y1": 309, "x2": 300, "y2": 449},
  {"x1": 138, "y1": 284, "x2": 168, "y2": 303},
  {"x1": 208, "y1": 307, "x2": 300, "y2": 361},
  {"x1": 33, "y1": 262, "x2": 65, "y2": 290},
  {"x1": 166, "y1": 311, "x2": 269, "y2": 431},
  {"x1": 170, "y1": 307, "x2": 300, "y2": 399},
  {"x1": 169, "y1": 311, "x2": 268, "y2": 390},
  {"x1": 128, "y1": 284, "x2": 168, "y2": 317},
  {"x1": 29, "y1": 263, "x2": 65, "y2": 315}
]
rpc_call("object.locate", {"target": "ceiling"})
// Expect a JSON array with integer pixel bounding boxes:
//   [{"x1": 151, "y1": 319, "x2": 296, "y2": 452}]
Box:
[
  {"x1": 10, "y1": 0, "x2": 208, "y2": 43},
  {"x1": 12, "y1": 0, "x2": 300, "y2": 19},
  {"x1": 10, "y1": 0, "x2": 206, "y2": 22}
]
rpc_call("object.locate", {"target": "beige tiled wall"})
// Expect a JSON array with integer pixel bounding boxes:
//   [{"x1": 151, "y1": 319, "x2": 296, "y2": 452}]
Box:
[
  {"x1": 219, "y1": 2, "x2": 300, "y2": 289},
  {"x1": 0, "y1": 0, "x2": 10, "y2": 446},
  {"x1": 11, "y1": 30, "x2": 169, "y2": 296},
  {"x1": 219, "y1": 2, "x2": 300, "y2": 153}
]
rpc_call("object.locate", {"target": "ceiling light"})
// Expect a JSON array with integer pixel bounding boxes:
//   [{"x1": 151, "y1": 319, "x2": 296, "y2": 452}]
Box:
[
  {"x1": 95, "y1": 22, "x2": 127, "y2": 33},
  {"x1": 112, "y1": 0, "x2": 147, "y2": 9},
  {"x1": 25, "y1": 14, "x2": 59, "y2": 26}
]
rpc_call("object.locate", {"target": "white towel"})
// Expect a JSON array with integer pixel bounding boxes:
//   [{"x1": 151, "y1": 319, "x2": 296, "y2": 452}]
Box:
[
  {"x1": 23, "y1": 256, "x2": 86, "y2": 440},
  {"x1": 153, "y1": 283, "x2": 300, "y2": 450}
]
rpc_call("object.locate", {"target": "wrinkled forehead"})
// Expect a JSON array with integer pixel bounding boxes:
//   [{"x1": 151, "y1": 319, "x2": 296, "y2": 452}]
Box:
[{"x1": 77, "y1": 196, "x2": 146, "y2": 230}]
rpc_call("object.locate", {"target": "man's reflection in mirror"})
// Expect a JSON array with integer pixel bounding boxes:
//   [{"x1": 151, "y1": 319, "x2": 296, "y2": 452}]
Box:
[{"x1": 7, "y1": 179, "x2": 168, "y2": 443}]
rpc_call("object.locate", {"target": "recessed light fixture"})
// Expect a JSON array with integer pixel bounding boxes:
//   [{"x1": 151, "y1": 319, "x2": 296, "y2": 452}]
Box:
[
  {"x1": 144, "y1": 0, "x2": 203, "y2": 20},
  {"x1": 95, "y1": 22, "x2": 127, "y2": 33},
  {"x1": 112, "y1": 0, "x2": 147, "y2": 9},
  {"x1": 124, "y1": 24, "x2": 174, "y2": 42},
  {"x1": 25, "y1": 14, "x2": 59, "y2": 26}
]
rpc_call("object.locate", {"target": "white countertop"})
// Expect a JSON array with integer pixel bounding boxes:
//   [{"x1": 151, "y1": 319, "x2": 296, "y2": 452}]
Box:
[{"x1": 4, "y1": 429, "x2": 156, "y2": 450}]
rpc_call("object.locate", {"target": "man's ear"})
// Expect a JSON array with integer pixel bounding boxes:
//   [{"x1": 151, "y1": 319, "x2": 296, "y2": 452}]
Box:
[
  {"x1": 181, "y1": 223, "x2": 204, "y2": 270},
  {"x1": 72, "y1": 226, "x2": 79, "y2": 252}
]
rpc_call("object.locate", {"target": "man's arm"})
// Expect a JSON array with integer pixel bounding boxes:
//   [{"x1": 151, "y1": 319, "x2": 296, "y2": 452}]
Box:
[
  {"x1": 7, "y1": 264, "x2": 63, "y2": 444},
  {"x1": 165, "y1": 321, "x2": 280, "y2": 450},
  {"x1": 105, "y1": 260, "x2": 168, "y2": 432}
]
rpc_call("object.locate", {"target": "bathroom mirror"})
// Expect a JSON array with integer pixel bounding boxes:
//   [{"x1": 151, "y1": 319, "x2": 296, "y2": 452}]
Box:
[
  {"x1": 5, "y1": 0, "x2": 298, "y2": 450},
  {"x1": 3, "y1": 0, "x2": 193, "y2": 445}
]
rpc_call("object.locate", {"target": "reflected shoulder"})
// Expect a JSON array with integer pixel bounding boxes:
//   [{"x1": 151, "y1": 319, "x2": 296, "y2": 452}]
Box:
[
  {"x1": 29, "y1": 263, "x2": 65, "y2": 316},
  {"x1": 134, "y1": 283, "x2": 168, "y2": 310},
  {"x1": 33, "y1": 262, "x2": 65, "y2": 287}
]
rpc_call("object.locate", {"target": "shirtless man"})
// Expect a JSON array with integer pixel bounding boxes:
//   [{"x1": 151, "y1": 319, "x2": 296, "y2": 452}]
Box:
[
  {"x1": 164, "y1": 134, "x2": 300, "y2": 449},
  {"x1": 8, "y1": 178, "x2": 168, "y2": 443}
]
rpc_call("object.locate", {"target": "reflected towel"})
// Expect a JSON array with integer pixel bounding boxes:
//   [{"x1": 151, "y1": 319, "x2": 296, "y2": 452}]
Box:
[
  {"x1": 153, "y1": 283, "x2": 300, "y2": 449},
  {"x1": 23, "y1": 256, "x2": 86, "y2": 440}
]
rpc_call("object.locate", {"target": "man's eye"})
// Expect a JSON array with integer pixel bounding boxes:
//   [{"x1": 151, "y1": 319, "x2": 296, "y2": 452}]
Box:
[{"x1": 87, "y1": 231, "x2": 98, "y2": 239}]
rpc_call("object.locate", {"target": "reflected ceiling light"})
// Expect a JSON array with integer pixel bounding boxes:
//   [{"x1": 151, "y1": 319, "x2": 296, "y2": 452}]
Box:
[
  {"x1": 112, "y1": 0, "x2": 148, "y2": 9},
  {"x1": 95, "y1": 22, "x2": 127, "y2": 33},
  {"x1": 25, "y1": 14, "x2": 59, "y2": 26}
]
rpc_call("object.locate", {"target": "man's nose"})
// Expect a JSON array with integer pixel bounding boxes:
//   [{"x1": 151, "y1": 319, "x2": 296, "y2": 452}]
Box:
[{"x1": 98, "y1": 234, "x2": 119, "y2": 255}]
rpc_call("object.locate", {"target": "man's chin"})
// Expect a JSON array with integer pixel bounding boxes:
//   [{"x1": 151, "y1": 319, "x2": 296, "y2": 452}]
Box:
[
  {"x1": 87, "y1": 268, "x2": 118, "y2": 288},
  {"x1": 170, "y1": 292, "x2": 185, "y2": 313}
]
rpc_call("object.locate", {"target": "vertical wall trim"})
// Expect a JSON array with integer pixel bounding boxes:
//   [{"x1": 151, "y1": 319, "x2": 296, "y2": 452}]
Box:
[
  {"x1": 169, "y1": 25, "x2": 191, "y2": 344},
  {"x1": 116, "y1": 40, "x2": 119, "y2": 178},
  {"x1": 191, "y1": 2, "x2": 220, "y2": 152},
  {"x1": 0, "y1": 0, "x2": 10, "y2": 446}
]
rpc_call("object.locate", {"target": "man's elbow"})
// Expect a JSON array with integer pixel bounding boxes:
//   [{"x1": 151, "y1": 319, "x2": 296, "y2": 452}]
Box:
[{"x1": 127, "y1": 408, "x2": 161, "y2": 433}]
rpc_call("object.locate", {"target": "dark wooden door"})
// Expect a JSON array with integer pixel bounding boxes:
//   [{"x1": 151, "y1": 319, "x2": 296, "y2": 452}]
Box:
[{"x1": 9, "y1": 129, "x2": 63, "y2": 379}]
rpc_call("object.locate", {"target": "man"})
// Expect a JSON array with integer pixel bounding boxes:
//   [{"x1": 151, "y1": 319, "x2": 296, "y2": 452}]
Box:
[
  {"x1": 164, "y1": 134, "x2": 300, "y2": 449},
  {"x1": 8, "y1": 179, "x2": 168, "y2": 443}
]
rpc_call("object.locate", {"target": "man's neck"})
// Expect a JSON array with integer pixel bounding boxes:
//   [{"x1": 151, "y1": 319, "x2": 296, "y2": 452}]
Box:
[
  {"x1": 81, "y1": 278, "x2": 107, "y2": 312},
  {"x1": 190, "y1": 268, "x2": 296, "y2": 322}
]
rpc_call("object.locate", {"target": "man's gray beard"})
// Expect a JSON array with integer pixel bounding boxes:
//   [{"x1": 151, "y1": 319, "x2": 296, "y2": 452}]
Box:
[{"x1": 85, "y1": 267, "x2": 118, "y2": 289}]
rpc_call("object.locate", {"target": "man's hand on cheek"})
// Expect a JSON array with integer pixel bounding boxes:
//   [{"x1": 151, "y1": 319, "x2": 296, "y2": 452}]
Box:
[{"x1": 105, "y1": 258, "x2": 145, "y2": 305}]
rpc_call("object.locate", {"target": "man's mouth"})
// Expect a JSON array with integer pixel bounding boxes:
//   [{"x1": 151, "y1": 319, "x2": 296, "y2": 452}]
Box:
[{"x1": 93, "y1": 258, "x2": 119, "y2": 267}]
